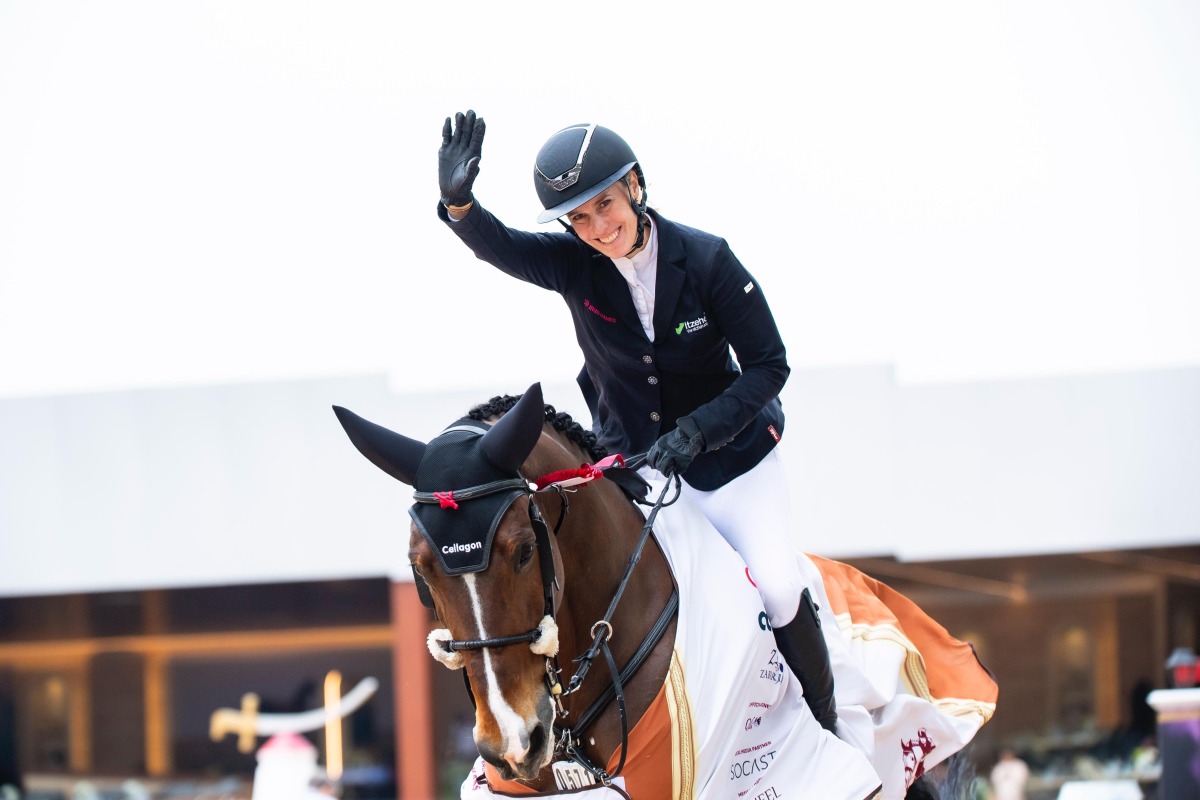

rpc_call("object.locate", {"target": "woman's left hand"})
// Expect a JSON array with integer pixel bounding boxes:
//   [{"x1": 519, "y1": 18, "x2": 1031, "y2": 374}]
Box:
[{"x1": 646, "y1": 417, "x2": 705, "y2": 475}]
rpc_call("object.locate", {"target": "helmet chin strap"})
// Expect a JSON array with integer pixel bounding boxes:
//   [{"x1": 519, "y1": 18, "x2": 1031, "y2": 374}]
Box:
[
  {"x1": 620, "y1": 175, "x2": 649, "y2": 257},
  {"x1": 622, "y1": 216, "x2": 649, "y2": 258}
]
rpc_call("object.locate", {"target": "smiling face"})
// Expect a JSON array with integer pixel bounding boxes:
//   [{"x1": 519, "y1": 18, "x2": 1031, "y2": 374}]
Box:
[{"x1": 566, "y1": 171, "x2": 645, "y2": 259}]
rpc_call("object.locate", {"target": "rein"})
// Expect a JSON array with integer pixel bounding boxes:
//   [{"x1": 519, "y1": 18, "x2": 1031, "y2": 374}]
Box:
[{"x1": 416, "y1": 455, "x2": 681, "y2": 788}]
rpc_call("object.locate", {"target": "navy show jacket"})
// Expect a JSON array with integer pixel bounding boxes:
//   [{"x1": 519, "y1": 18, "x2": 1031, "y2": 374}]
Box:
[{"x1": 439, "y1": 202, "x2": 790, "y2": 491}]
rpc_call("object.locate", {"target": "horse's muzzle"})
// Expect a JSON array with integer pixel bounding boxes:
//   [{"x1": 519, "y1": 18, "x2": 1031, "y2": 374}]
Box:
[{"x1": 476, "y1": 692, "x2": 555, "y2": 781}]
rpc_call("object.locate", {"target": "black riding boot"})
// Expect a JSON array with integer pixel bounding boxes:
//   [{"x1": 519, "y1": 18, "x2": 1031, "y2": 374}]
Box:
[{"x1": 773, "y1": 587, "x2": 838, "y2": 733}]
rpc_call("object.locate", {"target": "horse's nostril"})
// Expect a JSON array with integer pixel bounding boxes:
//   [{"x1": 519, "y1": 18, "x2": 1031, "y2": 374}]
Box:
[{"x1": 528, "y1": 723, "x2": 546, "y2": 759}]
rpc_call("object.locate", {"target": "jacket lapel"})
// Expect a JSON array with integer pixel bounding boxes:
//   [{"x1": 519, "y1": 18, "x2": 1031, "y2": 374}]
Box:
[
  {"x1": 650, "y1": 212, "x2": 688, "y2": 340},
  {"x1": 590, "y1": 254, "x2": 648, "y2": 340}
]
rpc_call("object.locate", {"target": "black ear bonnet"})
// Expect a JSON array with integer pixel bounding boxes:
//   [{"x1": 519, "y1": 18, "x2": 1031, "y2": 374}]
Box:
[
  {"x1": 408, "y1": 420, "x2": 530, "y2": 575},
  {"x1": 333, "y1": 384, "x2": 546, "y2": 577}
]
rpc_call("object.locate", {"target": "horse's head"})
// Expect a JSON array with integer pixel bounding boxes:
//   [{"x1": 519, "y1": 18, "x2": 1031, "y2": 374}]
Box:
[{"x1": 334, "y1": 384, "x2": 564, "y2": 780}]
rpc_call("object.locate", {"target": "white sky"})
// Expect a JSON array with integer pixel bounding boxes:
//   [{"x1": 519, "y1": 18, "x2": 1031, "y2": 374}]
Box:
[{"x1": 1, "y1": 0, "x2": 1197, "y2": 400}]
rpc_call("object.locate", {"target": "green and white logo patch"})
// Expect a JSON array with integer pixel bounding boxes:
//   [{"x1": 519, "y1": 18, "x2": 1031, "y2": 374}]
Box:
[{"x1": 676, "y1": 314, "x2": 709, "y2": 334}]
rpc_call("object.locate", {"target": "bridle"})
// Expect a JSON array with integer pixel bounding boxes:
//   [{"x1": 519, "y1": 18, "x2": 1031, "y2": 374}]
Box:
[
  {"x1": 415, "y1": 475, "x2": 561, "y2": 652},
  {"x1": 413, "y1": 453, "x2": 681, "y2": 787}
]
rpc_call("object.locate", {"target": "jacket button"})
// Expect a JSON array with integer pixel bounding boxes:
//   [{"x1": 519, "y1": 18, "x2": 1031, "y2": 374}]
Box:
[
  {"x1": 650, "y1": 412, "x2": 661, "y2": 422},
  {"x1": 647, "y1": 376, "x2": 658, "y2": 385},
  {"x1": 642, "y1": 355, "x2": 653, "y2": 364}
]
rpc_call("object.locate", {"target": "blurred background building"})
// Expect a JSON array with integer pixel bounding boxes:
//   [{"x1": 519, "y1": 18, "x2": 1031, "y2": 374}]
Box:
[{"x1": 1, "y1": 366, "x2": 1196, "y2": 798}]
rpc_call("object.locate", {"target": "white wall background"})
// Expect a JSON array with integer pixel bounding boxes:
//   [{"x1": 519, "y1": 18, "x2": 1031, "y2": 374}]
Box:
[{"x1": 2, "y1": 368, "x2": 1196, "y2": 597}]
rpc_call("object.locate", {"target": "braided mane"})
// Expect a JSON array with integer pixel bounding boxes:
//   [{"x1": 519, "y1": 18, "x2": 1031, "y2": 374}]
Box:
[{"x1": 469, "y1": 394, "x2": 608, "y2": 463}]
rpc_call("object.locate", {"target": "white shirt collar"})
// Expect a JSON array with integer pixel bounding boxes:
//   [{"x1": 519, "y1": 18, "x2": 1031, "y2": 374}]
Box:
[
  {"x1": 610, "y1": 216, "x2": 658, "y2": 294},
  {"x1": 610, "y1": 217, "x2": 658, "y2": 340}
]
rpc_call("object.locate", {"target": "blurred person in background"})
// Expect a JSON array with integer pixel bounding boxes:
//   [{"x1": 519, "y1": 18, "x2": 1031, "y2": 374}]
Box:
[{"x1": 989, "y1": 747, "x2": 1029, "y2": 800}]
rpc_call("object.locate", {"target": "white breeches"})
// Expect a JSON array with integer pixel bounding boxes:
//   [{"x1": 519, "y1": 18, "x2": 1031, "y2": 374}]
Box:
[{"x1": 663, "y1": 447, "x2": 805, "y2": 628}]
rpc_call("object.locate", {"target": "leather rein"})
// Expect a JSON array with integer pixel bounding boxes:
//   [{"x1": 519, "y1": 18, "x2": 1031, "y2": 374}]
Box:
[{"x1": 413, "y1": 455, "x2": 681, "y2": 787}]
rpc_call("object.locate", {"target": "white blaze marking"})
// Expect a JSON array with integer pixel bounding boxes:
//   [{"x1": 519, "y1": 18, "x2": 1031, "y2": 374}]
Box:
[{"x1": 463, "y1": 574, "x2": 530, "y2": 765}]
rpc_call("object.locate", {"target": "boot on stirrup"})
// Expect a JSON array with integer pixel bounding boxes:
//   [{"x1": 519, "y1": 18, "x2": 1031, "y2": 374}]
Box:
[{"x1": 772, "y1": 587, "x2": 838, "y2": 734}]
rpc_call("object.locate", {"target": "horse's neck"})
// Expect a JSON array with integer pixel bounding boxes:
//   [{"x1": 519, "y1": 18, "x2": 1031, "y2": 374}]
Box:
[
  {"x1": 554, "y1": 475, "x2": 677, "y2": 736},
  {"x1": 521, "y1": 435, "x2": 676, "y2": 783},
  {"x1": 557, "y1": 480, "x2": 649, "y2": 631},
  {"x1": 525, "y1": 436, "x2": 649, "y2": 636}
]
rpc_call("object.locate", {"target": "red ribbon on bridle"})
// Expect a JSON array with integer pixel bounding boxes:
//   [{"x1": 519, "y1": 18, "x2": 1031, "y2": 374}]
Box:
[
  {"x1": 425, "y1": 454, "x2": 627, "y2": 510},
  {"x1": 532, "y1": 454, "x2": 625, "y2": 491}
]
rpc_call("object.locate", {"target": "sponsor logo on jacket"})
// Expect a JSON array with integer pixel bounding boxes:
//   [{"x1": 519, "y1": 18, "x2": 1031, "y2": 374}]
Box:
[
  {"x1": 583, "y1": 299, "x2": 616, "y2": 323},
  {"x1": 675, "y1": 314, "x2": 708, "y2": 334}
]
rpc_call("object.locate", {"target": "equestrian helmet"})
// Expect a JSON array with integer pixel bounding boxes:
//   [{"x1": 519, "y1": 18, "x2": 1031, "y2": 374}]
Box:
[{"x1": 534, "y1": 124, "x2": 645, "y2": 223}]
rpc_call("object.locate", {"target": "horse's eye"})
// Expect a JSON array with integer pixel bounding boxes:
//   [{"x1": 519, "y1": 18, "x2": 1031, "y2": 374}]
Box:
[{"x1": 517, "y1": 543, "x2": 535, "y2": 569}]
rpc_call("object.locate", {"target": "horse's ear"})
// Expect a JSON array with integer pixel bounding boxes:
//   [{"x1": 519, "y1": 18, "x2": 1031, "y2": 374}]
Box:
[
  {"x1": 481, "y1": 383, "x2": 544, "y2": 473},
  {"x1": 333, "y1": 406, "x2": 426, "y2": 486}
]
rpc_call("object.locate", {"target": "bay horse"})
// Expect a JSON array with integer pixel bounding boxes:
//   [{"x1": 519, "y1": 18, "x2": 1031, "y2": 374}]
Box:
[{"x1": 334, "y1": 384, "x2": 996, "y2": 799}]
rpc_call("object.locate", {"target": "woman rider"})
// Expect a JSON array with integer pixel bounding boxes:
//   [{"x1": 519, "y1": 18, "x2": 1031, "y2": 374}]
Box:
[{"x1": 437, "y1": 110, "x2": 838, "y2": 733}]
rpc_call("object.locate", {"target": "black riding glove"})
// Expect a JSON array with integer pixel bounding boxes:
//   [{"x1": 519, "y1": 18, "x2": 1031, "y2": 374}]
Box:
[
  {"x1": 439, "y1": 109, "x2": 486, "y2": 208},
  {"x1": 646, "y1": 417, "x2": 705, "y2": 476}
]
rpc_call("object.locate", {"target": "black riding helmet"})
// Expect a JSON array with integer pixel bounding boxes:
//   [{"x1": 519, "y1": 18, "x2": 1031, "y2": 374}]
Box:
[{"x1": 533, "y1": 124, "x2": 649, "y2": 252}]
